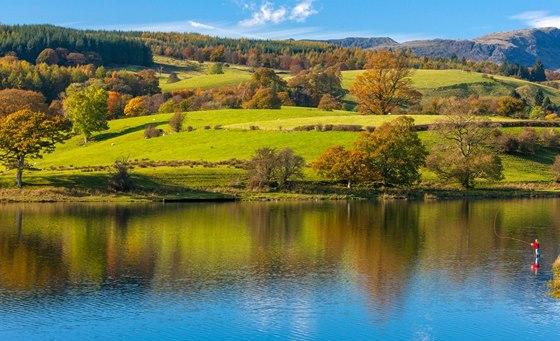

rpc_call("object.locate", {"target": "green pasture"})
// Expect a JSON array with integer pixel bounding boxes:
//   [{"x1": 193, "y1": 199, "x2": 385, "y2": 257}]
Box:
[{"x1": 342, "y1": 69, "x2": 560, "y2": 103}]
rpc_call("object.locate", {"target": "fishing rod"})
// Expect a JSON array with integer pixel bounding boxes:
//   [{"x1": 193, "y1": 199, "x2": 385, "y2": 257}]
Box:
[{"x1": 493, "y1": 210, "x2": 532, "y2": 245}]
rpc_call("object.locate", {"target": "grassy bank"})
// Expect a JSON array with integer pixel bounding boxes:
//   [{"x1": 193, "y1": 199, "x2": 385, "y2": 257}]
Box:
[{"x1": 551, "y1": 256, "x2": 560, "y2": 299}]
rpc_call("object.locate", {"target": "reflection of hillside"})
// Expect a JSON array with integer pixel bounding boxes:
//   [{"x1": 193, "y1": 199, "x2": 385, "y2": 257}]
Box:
[{"x1": 2, "y1": 200, "x2": 558, "y2": 314}]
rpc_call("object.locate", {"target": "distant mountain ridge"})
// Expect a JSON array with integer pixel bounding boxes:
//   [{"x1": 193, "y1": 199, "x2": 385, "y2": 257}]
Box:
[{"x1": 325, "y1": 27, "x2": 560, "y2": 70}]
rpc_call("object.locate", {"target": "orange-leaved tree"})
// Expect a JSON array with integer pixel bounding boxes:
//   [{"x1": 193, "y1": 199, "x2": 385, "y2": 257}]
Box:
[
  {"x1": 350, "y1": 51, "x2": 421, "y2": 115},
  {"x1": 0, "y1": 110, "x2": 71, "y2": 188},
  {"x1": 313, "y1": 145, "x2": 371, "y2": 188}
]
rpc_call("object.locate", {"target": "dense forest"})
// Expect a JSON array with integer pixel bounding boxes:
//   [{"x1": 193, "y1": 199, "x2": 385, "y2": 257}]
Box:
[{"x1": 0, "y1": 25, "x2": 152, "y2": 66}]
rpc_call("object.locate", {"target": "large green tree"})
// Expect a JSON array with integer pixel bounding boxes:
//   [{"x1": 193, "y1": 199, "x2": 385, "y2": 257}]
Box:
[
  {"x1": 63, "y1": 84, "x2": 109, "y2": 144},
  {"x1": 354, "y1": 116, "x2": 427, "y2": 187},
  {"x1": 0, "y1": 110, "x2": 70, "y2": 188}
]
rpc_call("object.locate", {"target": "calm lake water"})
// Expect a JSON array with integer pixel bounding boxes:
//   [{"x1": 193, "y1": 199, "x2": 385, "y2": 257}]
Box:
[{"x1": 1, "y1": 200, "x2": 559, "y2": 340}]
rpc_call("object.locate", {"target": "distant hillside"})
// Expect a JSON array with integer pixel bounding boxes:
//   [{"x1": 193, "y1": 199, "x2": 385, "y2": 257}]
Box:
[
  {"x1": 373, "y1": 27, "x2": 560, "y2": 70},
  {"x1": 0, "y1": 25, "x2": 153, "y2": 66},
  {"x1": 324, "y1": 37, "x2": 398, "y2": 49}
]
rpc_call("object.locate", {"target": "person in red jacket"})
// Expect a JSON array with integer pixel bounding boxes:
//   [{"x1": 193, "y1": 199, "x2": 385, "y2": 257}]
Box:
[{"x1": 531, "y1": 239, "x2": 540, "y2": 257}]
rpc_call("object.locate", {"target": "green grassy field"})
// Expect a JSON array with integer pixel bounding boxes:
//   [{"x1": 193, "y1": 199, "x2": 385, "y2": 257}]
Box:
[
  {"x1": 341, "y1": 69, "x2": 560, "y2": 104},
  {"x1": 22, "y1": 107, "x2": 554, "y2": 190}
]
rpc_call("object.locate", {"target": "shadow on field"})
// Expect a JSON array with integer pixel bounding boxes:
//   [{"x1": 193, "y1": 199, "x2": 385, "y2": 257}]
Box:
[
  {"x1": 513, "y1": 148, "x2": 557, "y2": 165},
  {"x1": 21, "y1": 172, "x2": 232, "y2": 200},
  {"x1": 94, "y1": 120, "x2": 169, "y2": 142},
  {"x1": 154, "y1": 61, "x2": 201, "y2": 74}
]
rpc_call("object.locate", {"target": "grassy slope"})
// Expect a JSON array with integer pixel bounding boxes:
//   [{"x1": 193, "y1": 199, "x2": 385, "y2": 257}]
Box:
[
  {"x1": 30, "y1": 108, "x2": 555, "y2": 188},
  {"x1": 343, "y1": 69, "x2": 560, "y2": 104}
]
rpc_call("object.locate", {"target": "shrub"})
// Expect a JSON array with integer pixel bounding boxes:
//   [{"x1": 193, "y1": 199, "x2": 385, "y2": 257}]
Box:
[
  {"x1": 167, "y1": 72, "x2": 180, "y2": 83},
  {"x1": 108, "y1": 158, "x2": 133, "y2": 192},
  {"x1": 541, "y1": 128, "x2": 560, "y2": 149},
  {"x1": 144, "y1": 124, "x2": 162, "y2": 138},
  {"x1": 517, "y1": 128, "x2": 539, "y2": 154},
  {"x1": 495, "y1": 133, "x2": 519, "y2": 154},
  {"x1": 246, "y1": 147, "x2": 305, "y2": 189},
  {"x1": 317, "y1": 94, "x2": 342, "y2": 111},
  {"x1": 332, "y1": 124, "x2": 362, "y2": 132},
  {"x1": 169, "y1": 112, "x2": 185, "y2": 133},
  {"x1": 186, "y1": 126, "x2": 194, "y2": 132},
  {"x1": 552, "y1": 156, "x2": 560, "y2": 182}
]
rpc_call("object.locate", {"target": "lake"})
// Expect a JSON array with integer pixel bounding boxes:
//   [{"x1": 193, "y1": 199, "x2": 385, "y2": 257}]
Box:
[{"x1": 0, "y1": 199, "x2": 559, "y2": 340}]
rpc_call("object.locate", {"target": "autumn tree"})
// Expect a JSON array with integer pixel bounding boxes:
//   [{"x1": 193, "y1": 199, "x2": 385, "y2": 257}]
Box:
[
  {"x1": 0, "y1": 110, "x2": 70, "y2": 188},
  {"x1": 354, "y1": 116, "x2": 427, "y2": 187},
  {"x1": 63, "y1": 84, "x2": 109, "y2": 144},
  {"x1": 427, "y1": 113, "x2": 503, "y2": 189},
  {"x1": 317, "y1": 94, "x2": 342, "y2": 111},
  {"x1": 243, "y1": 88, "x2": 282, "y2": 109},
  {"x1": 249, "y1": 67, "x2": 287, "y2": 92},
  {"x1": 288, "y1": 66, "x2": 345, "y2": 107},
  {"x1": 36, "y1": 48, "x2": 59, "y2": 65},
  {"x1": 124, "y1": 96, "x2": 150, "y2": 117},
  {"x1": 313, "y1": 146, "x2": 370, "y2": 188},
  {"x1": 496, "y1": 96, "x2": 525, "y2": 116},
  {"x1": 351, "y1": 51, "x2": 421, "y2": 115},
  {"x1": 0, "y1": 89, "x2": 48, "y2": 116}
]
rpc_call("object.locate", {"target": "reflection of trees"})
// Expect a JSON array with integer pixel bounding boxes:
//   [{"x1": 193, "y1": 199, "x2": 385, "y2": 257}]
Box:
[
  {"x1": 2, "y1": 199, "x2": 559, "y2": 314},
  {"x1": 310, "y1": 201, "x2": 420, "y2": 316}
]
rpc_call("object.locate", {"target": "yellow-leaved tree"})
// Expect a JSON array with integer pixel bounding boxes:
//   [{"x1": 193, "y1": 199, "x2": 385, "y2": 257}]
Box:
[
  {"x1": 351, "y1": 51, "x2": 421, "y2": 115},
  {"x1": 0, "y1": 110, "x2": 70, "y2": 188}
]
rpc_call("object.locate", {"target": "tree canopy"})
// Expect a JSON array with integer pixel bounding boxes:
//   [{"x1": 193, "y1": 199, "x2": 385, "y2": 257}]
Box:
[
  {"x1": 351, "y1": 51, "x2": 421, "y2": 115},
  {"x1": 63, "y1": 84, "x2": 109, "y2": 143},
  {"x1": 0, "y1": 109, "x2": 70, "y2": 187}
]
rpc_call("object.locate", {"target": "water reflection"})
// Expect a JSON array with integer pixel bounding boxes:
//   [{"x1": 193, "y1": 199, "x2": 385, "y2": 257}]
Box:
[{"x1": 1, "y1": 200, "x2": 560, "y2": 339}]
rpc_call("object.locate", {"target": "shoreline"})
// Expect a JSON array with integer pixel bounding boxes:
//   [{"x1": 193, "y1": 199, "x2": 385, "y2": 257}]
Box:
[{"x1": 2, "y1": 186, "x2": 560, "y2": 203}]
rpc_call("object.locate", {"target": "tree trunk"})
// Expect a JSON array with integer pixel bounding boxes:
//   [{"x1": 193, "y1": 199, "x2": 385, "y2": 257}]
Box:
[
  {"x1": 84, "y1": 136, "x2": 88, "y2": 145},
  {"x1": 15, "y1": 155, "x2": 24, "y2": 188},
  {"x1": 347, "y1": 181, "x2": 351, "y2": 189}
]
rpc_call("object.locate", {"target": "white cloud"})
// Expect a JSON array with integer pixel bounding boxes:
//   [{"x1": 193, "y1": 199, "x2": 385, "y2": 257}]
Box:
[
  {"x1": 290, "y1": 0, "x2": 317, "y2": 22},
  {"x1": 188, "y1": 21, "x2": 216, "y2": 30},
  {"x1": 239, "y1": 1, "x2": 318, "y2": 27},
  {"x1": 511, "y1": 11, "x2": 560, "y2": 28}
]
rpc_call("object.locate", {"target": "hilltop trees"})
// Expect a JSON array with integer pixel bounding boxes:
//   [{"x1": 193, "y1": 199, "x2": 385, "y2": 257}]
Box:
[
  {"x1": 63, "y1": 84, "x2": 109, "y2": 144},
  {"x1": 0, "y1": 110, "x2": 70, "y2": 188},
  {"x1": 351, "y1": 51, "x2": 421, "y2": 115}
]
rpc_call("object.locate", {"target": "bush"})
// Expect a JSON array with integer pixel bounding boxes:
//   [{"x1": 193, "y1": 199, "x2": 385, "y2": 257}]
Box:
[
  {"x1": 552, "y1": 156, "x2": 560, "y2": 182},
  {"x1": 541, "y1": 128, "x2": 560, "y2": 149},
  {"x1": 169, "y1": 112, "x2": 185, "y2": 133},
  {"x1": 208, "y1": 63, "x2": 224, "y2": 75},
  {"x1": 495, "y1": 133, "x2": 519, "y2": 154},
  {"x1": 246, "y1": 147, "x2": 305, "y2": 189},
  {"x1": 317, "y1": 94, "x2": 342, "y2": 111},
  {"x1": 332, "y1": 124, "x2": 363, "y2": 132},
  {"x1": 167, "y1": 72, "x2": 180, "y2": 83},
  {"x1": 144, "y1": 124, "x2": 162, "y2": 139},
  {"x1": 517, "y1": 128, "x2": 539, "y2": 154},
  {"x1": 108, "y1": 158, "x2": 133, "y2": 192}
]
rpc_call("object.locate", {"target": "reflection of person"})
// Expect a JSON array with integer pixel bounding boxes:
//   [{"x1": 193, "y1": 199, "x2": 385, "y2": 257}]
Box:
[
  {"x1": 531, "y1": 239, "x2": 540, "y2": 257},
  {"x1": 531, "y1": 256, "x2": 540, "y2": 275}
]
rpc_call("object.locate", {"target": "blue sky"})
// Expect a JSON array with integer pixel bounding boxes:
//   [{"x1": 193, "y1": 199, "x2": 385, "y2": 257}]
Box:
[{"x1": 2, "y1": 0, "x2": 560, "y2": 41}]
